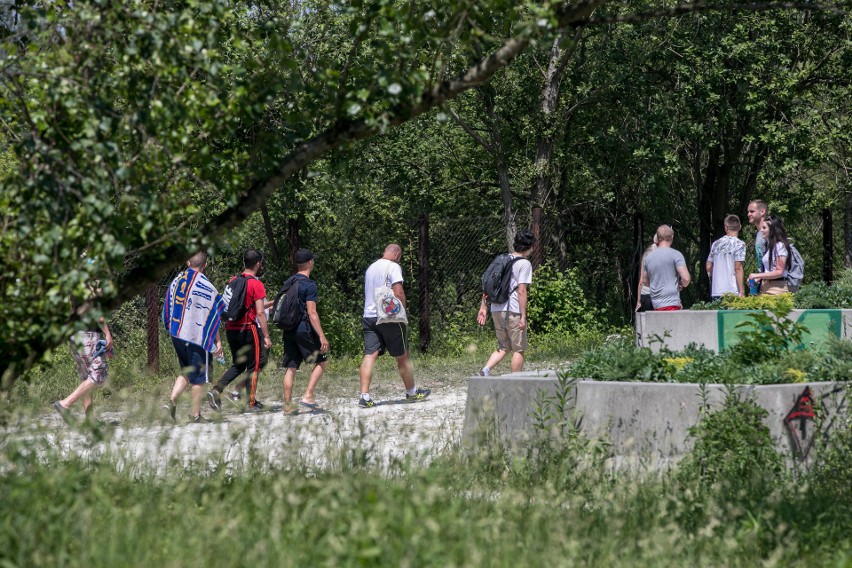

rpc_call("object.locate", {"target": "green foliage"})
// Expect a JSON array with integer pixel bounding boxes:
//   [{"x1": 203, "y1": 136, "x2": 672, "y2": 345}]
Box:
[
  {"x1": 690, "y1": 293, "x2": 795, "y2": 311},
  {"x1": 794, "y1": 270, "x2": 852, "y2": 309},
  {"x1": 527, "y1": 262, "x2": 603, "y2": 335},
  {"x1": 728, "y1": 302, "x2": 807, "y2": 365},
  {"x1": 678, "y1": 392, "x2": 785, "y2": 489}
]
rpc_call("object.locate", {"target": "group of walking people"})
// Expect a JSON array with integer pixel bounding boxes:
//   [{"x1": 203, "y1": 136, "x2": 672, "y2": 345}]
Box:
[
  {"x1": 55, "y1": 229, "x2": 541, "y2": 424},
  {"x1": 637, "y1": 199, "x2": 801, "y2": 311},
  {"x1": 156, "y1": 244, "x2": 431, "y2": 422}
]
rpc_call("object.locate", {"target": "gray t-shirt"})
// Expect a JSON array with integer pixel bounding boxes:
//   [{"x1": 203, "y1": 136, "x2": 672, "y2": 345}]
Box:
[
  {"x1": 755, "y1": 231, "x2": 767, "y2": 273},
  {"x1": 644, "y1": 247, "x2": 687, "y2": 309}
]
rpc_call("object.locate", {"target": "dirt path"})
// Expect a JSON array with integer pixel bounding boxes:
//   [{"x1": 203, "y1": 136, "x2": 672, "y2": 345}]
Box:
[{"x1": 30, "y1": 384, "x2": 469, "y2": 474}]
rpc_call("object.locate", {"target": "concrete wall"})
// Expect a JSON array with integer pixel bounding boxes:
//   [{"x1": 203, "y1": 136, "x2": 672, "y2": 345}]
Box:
[
  {"x1": 462, "y1": 373, "x2": 848, "y2": 471},
  {"x1": 636, "y1": 309, "x2": 852, "y2": 352}
]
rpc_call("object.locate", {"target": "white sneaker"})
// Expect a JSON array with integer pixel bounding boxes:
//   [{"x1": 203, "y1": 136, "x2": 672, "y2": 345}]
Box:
[{"x1": 479, "y1": 367, "x2": 491, "y2": 377}]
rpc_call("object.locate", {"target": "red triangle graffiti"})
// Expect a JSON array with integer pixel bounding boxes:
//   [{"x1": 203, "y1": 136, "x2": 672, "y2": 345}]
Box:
[{"x1": 785, "y1": 386, "x2": 816, "y2": 459}]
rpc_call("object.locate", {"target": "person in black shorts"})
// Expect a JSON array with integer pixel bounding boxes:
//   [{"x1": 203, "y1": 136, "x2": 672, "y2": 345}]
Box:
[
  {"x1": 280, "y1": 249, "x2": 329, "y2": 414},
  {"x1": 357, "y1": 244, "x2": 430, "y2": 408}
]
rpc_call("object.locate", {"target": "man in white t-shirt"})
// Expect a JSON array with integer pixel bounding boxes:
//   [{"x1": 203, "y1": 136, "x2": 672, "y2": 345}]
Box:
[
  {"x1": 706, "y1": 214, "x2": 746, "y2": 299},
  {"x1": 476, "y1": 229, "x2": 536, "y2": 376},
  {"x1": 358, "y1": 243, "x2": 430, "y2": 408}
]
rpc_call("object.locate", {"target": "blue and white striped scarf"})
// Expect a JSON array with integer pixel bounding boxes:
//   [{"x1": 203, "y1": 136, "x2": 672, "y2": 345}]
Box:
[{"x1": 162, "y1": 268, "x2": 224, "y2": 353}]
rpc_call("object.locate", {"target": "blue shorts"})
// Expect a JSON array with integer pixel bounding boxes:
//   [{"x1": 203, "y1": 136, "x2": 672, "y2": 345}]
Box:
[{"x1": 170, "y1": 336, "x2": 209, "y2": 385}]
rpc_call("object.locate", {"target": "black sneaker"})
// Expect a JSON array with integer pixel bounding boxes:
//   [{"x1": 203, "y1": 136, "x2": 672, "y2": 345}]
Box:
[
  {"x1": 207, "y1": 390, "x2": 221, "y2": 412},
  {"x1": 53, "y1": 401, "x2": 73, "y2": 425},
  {"x1": 358, "y1": 397, "x2": 377, "y2": 409},
  {"x1": 163, "y1": 400, "x2": 176, "y2": 423},
  {"x1": 405, "y1": 387, "x2": 431, "y2": 402},
  {"x1": 245, "y1": 401, "x2": 265, "y2": 413},
  {"x1": 191, "y1": 414, "x2": 209, "y2": 423}
]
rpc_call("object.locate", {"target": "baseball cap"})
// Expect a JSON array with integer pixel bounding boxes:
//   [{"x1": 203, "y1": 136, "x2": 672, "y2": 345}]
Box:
[{"x1": 294, "y1": 248, "x2": 315, "y2": 264}]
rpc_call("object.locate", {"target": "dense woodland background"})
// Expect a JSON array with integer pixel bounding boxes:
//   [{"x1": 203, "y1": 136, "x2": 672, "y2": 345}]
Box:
[{"x1": 1, "y1": 0, "x2": 850, "y2": 380}]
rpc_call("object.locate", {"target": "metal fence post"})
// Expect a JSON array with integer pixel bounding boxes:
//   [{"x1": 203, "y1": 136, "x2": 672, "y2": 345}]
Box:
[
  {"x1": 824, "y1": 208, "x2": 834, "y2": 283},
  {"x1": 418, "y1": 213, "x2": 430, "y2": 353},
  {"x1": 146, "y1": 284, "x2": 160, "y2": 373}
]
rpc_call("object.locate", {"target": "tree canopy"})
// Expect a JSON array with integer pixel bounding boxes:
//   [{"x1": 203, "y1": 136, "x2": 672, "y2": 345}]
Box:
[{"x1": 1, "y1": 0, "x2": 850, "y2": 385}]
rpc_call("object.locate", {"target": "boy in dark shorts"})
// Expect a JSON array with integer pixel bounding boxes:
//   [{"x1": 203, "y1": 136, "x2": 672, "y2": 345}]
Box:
[
  {"x1": 357, "y1": 244, "x2": 430, "y2": 408},
  {"x1": 280, "y1": 249, "x2": 329, "y2": 414}
]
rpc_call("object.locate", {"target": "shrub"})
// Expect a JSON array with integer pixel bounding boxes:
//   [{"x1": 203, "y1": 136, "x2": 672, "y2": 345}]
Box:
[{"x1": 527, "y1": 262, "x2": 603, "y2": 335}]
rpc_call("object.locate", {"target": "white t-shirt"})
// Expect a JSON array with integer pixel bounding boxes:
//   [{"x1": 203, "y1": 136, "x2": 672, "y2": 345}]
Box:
[
  {"x1": 490, "y1": 256, "x2": 533, "y2": 314},
  {"x1": 363, "y1": 258, "x2": 404, "y2": 318},
  {"x1": 762, "y1": 242, "x2": 789, "y2": 276},
  {"x1": 707, "y1": 235, "x2": 746, "y2": 297}
]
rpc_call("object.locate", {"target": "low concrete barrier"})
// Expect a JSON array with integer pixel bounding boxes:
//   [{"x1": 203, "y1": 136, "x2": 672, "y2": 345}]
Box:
[
  {"x1": 462, "y1": 372, "x2": 848, "y2": 471},
  {"x1": 635, "y1": 309, "x2": 852, "y2": 352}
]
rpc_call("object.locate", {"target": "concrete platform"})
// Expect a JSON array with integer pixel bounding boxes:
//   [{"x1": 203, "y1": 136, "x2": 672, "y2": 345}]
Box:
[
  {"x1": 635, "y1": 309, "x2": 852, "y2": 352},
  {"x1": 462, "y1": 372, "x2": 848, "y2": 471}
]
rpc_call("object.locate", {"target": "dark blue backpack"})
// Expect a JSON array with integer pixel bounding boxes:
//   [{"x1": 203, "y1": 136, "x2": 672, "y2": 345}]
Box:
[
  {"x1": 271, "y1": 276, "x2": 303, "y2": 331},
  {"x1": 482, "y1": 254, "x2": 522, "y2": 304}
]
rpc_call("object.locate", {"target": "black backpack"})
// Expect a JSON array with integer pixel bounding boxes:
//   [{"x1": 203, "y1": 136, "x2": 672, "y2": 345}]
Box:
[
  {"x1": 222, "y1": 275, "x2": 251, "y2": 322},
  {"x1": 271, "y1": 275, "x2": 303, "y2": 331},
  {"x1": 482, "y1": 254, "x2": 522, "y2": 304}
]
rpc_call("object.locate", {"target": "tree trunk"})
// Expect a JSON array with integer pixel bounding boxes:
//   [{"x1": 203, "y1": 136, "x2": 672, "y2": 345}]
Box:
[
  {"x1": 260, "y1": 203, "x2": 282, "y2": 267},
  {"x1": 480, "y1": 86, "x2": 515, "y2": 249},
  {"x1": 845, "y1": 186, "x2": 852, "y2": 269}
]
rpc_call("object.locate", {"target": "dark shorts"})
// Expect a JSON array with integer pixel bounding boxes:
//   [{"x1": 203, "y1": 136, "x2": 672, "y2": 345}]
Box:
[
  {"x1": 637, "y1": 294, "x2": 653, "y2": 312},
  {"x1": 170, "y1": 336, "x2": 209, "y2": 385},
  {"x1": 362, "y1": 317, "x2": 409, "y2": 358},
  {"x1": 282, "y1": 331, "x2": 328, "y2": 369}
]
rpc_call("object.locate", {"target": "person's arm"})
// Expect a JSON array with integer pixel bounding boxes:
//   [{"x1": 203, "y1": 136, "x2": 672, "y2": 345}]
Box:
[
  {"x1": 99, "y1": 318, "x2": 112, "y2": 351},
  {"x1": 392, "y1": 282, "x2": 406, "y2": 308},
  {"x1": 212, "y1": 332, "x2": 224, "y2": 358},
  {"x1": 636, "y1": 269, "x2": 645, "y2": 311},
  {"x1": 734, "y1": 261, "x2": 745, "y2": 297},
  {"x1": 676, "y1": 265, "x2": 691, "y2": 289},
  {"x1": 705, "y1": 260, "x2": 713, "y2": 281},
  {"x1": 517, "y1": 283, "x2": 528, "y2": 330},
  {"x1": 255, "y1": 297, "x2": 272, "y2": 349},
  {"x1": 748, "y1": 256, "x2": 786, "y2": 282},
  {"x1": 306, "y1": 300, "x2": 329, "y2": 352},
  {"x1": 477, "y1": 294, "x2": 489, "y2": 325}
]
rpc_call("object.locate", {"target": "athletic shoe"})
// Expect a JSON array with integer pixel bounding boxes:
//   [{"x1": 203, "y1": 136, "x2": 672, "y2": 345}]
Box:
[
  {"x1": 53, "y1": 401, "x2": 73, "y2": 425},
  {"x1": 191, "y1": 414, "x2": 209, "y2": 423},
  {"x1": 207, "y1": 390, "x2": 221, "y2": 412},
  {"x1": 228, "y1": 391, "x2": 241, "y2": 401},
  {"x1": 405, "y1": 387, "x2": 431, "y2": 402},
  {"x1": 163, "y1": 400, "x2": 176, "y2": 423},
  {"x1": 245, "y1": 402, "x2": 265, "y2": 413},
  {"x1": 479, "y1": 367, "x2": 491, "y2": 377},
  {"x1": 358, "y1": 397, "x2": 377, "y2": 409}
]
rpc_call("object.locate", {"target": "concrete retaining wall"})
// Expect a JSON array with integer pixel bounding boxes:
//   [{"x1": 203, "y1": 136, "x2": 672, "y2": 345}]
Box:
[
  {"x1": 462, "y1": 373, "x2": 848, "y2": 471},
  {"x1": 635, "y1": 309, "x2": 852, "y2": 352}
]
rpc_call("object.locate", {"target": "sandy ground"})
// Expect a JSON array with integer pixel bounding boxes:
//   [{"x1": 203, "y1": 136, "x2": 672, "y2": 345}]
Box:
[{"x1": 22, "y1": 384, "x2": 469, "y2": 475}]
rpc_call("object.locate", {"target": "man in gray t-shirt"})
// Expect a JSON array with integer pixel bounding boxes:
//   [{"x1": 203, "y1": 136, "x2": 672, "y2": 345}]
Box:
[
  {"x1": 642, "y1": 225, "x2": 691, "y2": 310},
  {"x1": 747, "y1": 199, "x2": 768, "y2": 273}
]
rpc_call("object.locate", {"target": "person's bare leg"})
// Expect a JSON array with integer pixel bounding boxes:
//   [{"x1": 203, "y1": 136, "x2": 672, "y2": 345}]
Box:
[
  {"x1": 359, "y1": 352, "x2": 379, "y2": 395},
  {"x1": 170, "y1": 375, "x2": 188, "y2": 403},
  {"x1": 510, "y1": 351, "x2": 525, "y2": 373},
  {"x1": 59, "y1": 379, "x2": 98, "y2": 409},
  {"x1": 483, "y1": 349, "x2": 508, "y2": 372},
  {"x1": 396, "y1": 353, "x2": 414, "y2": 391},
  {"x1": 189, "y1": 384, "x2": 203, "y2": 417},
  {"x1": 283, "y1": 368, "x2": 296, "y2": 403},
  {"x1": 302, "y1": 361, "x2": 327, "y2": 404}
]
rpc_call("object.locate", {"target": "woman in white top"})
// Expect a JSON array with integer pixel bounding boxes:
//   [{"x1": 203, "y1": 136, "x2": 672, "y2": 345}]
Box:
[
  {"x1": 636, "y1": 236, "x2": 657, "y2": 312},
  {"x1": 747, "y1": 215, "x2": 791, "y2": 295}
]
